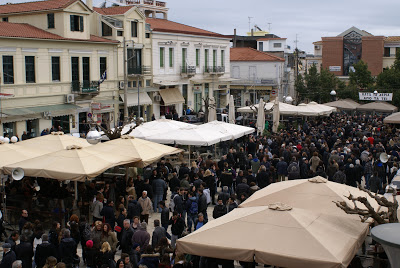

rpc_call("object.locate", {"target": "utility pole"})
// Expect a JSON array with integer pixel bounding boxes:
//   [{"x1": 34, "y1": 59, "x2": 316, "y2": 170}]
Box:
[
  {"x1": 294, "y1": 34, "x2": 300, "y2": 104},
  {"x1": 123, "y1": 37, "x2": 128, "y2": 124}
]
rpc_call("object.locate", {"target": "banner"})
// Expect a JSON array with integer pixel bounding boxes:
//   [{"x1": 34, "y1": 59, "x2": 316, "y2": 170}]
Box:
[{"x1": 359, "y1": 92, "x2": 393, "y2": 101}]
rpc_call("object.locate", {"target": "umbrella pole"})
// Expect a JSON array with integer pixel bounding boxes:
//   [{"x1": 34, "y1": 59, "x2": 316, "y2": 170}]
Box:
[
  {"x1": 188, "y1": 145, "x2": 191, "y2": 166},
  {"x1": 74, "y1": 181, "x2": 78, "y2": 201}
]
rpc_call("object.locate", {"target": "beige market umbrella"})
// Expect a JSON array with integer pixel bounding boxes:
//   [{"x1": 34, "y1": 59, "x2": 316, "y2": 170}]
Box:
[
  {"x1": 86, "y1": 135, "x2": 182, "y2": 168},
  {"x1": 207, "y1": 97, "x2": 217, "y2": 122},
  {"x1": 384, "y1": 112, "x2": 400, "y2": 124},
  {"x1": 3, "y1": 145, "x2": 137, "y2": 181},
  {"x1": 177, "y1": 204, "x2": 369, "y2": 268},
  {"x1": 239, "y1": 177, "x2": 382, "y2": 219},
  {"x1": 16, "y1": 132, "x2": 91, "y2": 152},
  {"x1": 272, "y1": 98, "x2": 280, "y2": 133},
  {"x1": 256, "y1": 98, "x2": 265, "y2": 135},
  {"x1": 228, "y1": 95, "x2": 235, "y2": 124},
  {"x1": 0, "y1": 142, "x2": 44, "y2": 170}
]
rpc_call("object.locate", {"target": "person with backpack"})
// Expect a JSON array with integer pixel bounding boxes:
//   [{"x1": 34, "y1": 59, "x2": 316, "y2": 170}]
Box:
[
  {"x1": 185, "y1": 192, "x2": 198, "y2": 233},
  {"x1": 287, "y1": 157, "x2": 301, "y2": 180}
]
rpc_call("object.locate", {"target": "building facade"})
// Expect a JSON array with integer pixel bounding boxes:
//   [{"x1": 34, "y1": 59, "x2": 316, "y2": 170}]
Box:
[
  {"x1": 230, "y1": 47, "x2": 285, "y2": 107},
  {"x1": 147, "y1": 18, "x2": 232, "y2": 119},
  {"x1": 0, "y1": 0, "x2": 119, "y2": 138}
]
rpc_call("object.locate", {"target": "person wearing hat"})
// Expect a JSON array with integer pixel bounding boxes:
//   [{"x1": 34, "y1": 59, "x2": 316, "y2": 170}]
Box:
[
  {"x1": 0, "y1": 243, "x2": 16, "y2": 268},
  {"x1": 84, "y1": 240, "x2": 97, "y2": 268}
]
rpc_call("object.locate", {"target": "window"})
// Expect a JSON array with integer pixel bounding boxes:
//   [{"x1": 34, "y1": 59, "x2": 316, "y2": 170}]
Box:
[
  {"x1": 127, "y1": 49, "x2": 142, "y2": 74},
  {"x1": 213, "y1": 50, "x2": 217, "y2": 68},
  {"x1": 2, "y1": 17, "x2": 8, "y2": 22},
  {"x1": 51, "y1": 56, "x2": 60, "y2": 81},
  {"x1": 70, "y1": 15, "x2": 83, "y2": 32},
  {"x1": 2, "y1": 56, "x2": 14, "y2": 84},
  {"x1": 196, "y1": 49, "x2": 200, "y2": 67},
  {"x1": 145, "y1": 33, "x2": 150, "y2": 38},
  {"x1": 259, "y1": 42, "x2": 263, "y2": 51},
  {"x1": 221, "y1": 50, "x2": 225, "y2": 67},
  {"x1": 205, "y1": 83, "x2": 209, "y2": 98},
  {"x1": 128, "y1": 81, "x2": 132, "y2": 88},
  {"x1": 25, "y1": 56, "x2": 35, "y2": 83},
  {"x1": 146, "y1": 79, "x2": 151, "y2": 87},
  {"x1": 273, "y1": 43, "x2": 282, "y2": 48},
  {"x1": 384, "y1": 47, "x2": 391, "y2": 57},
  {"x1": 169, "y1": 48, "x2": 174, "y2": 67},
  {"x1": 182, "y1": 48, "x2": 187, "y2": 68},
  {"x1": 47, "y1": 13, "x2": 55, "y2": 29},
  {"x1": 71, "y1": 57, "x2": 79, "y2": 82},
  {"x1": 117, "y1": 31, "x2": 123, "y2": 36},
  {"x1": 100, "y1": 57, "x2": 107, "y2": 78},
  {"x1": 82, "y1": 57, "x2": 90, "y2": 83},
  {"x1": 160, "y1": 47, "x2": 165, "y2": 68},
  {"x1": 101, "y1": 22, "x2": 112, "y2": 36},
  {"x1": 131, "y1": 21, "x2": 137, "y2": 37},
  {"x1": 204, "y1": 49, "x2": 209, "y2": 68}
]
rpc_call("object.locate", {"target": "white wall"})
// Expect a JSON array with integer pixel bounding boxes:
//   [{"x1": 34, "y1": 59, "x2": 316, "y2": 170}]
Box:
[
  {"x1": 258, "y1": 39, "x2": 288, "y2": 52},
  {"x1": 230, "y1": 61, "x2": 283, "y2": 82}
]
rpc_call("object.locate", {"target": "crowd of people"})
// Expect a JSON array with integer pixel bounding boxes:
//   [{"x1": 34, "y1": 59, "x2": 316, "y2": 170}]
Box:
[{"x1": 1, "y1": 112, "x2": 398, "y2": 268}]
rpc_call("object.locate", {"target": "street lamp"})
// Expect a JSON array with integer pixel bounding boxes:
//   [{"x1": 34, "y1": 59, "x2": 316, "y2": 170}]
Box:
[
  {"x1": 86, "y1": 126, "x2": 101, "y2": 145},
  {"x1": 285, "y1": 96, "x2": 293, "y2": 104},
  {"x1": 374, "y1": 90, "x2": 378, "y2": 94},
  {"x1": 330, "y1": 90, "x2": 336, "y2": 101},
  {"x1": 10, "y1": 136, "x2": 18, "y2": 143}
]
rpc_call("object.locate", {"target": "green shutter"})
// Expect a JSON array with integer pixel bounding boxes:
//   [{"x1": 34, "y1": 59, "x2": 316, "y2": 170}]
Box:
[
  {"x1": 182, "y1": 48, "x2": 186, "y2": 68},
  {"x1": 70, "y1": 15, "x2": 74, "y2": 31},
  {"x1": 221, "y1": 50, "x2": 224, "y2": 67},
  {"x1": 205, "y1": 49, "x2": 208, "y2": 68},
  {"x1": 213, "y1": 50, "x2": 217, "y2": 68},
  {"x1": 169, "y1": 48, "x2": 173, "y2": 67},
  {"x1": 79, "y1": 16, "x2": 84, "y2": 32},
  {"x1": 196, "y1": 49, "x2": 200, "y2": 67},
  {"x1": 160, "y1": 47, "x2": 164, "y2": 67}
]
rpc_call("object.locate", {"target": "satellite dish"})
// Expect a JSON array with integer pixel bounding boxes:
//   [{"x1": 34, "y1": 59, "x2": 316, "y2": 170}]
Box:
[
  {"x1": 11, "y1": 168, "x2": 24, "y2": 181},
  {"x1": 380, "y1": 153, "x2": 389, "y2": 163}
]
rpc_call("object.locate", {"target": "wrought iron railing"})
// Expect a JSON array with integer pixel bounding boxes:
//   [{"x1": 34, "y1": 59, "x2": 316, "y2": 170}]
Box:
[
  {"x1": 181, "y1": 66, "x2": 196, "y2": 75},
  {"x1": 204, "y1": 66, "x2": 225, "y2": 74},
  {"x1": 71, "y1": 81, "x2": 99, "y2": 94},
  {"x1": 128, "y1": 66, "x2": 151, "y2": 75}
]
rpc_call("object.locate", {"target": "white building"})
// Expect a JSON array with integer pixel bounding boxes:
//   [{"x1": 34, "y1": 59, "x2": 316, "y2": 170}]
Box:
[
  {"x1": 230, "y1": 47, "x2": 285, "y2": 106},
  {"x1": 147, "y1": 18, "x2": 232, "y2": 118},
  {"x1": 257, "y1": 37, "x2": 290, "y2": 55}
]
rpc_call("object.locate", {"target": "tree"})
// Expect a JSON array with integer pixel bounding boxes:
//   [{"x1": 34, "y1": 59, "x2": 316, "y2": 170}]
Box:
[
  {"x1": 319, "y1": 67, "x2": 338, "y2": 103},
  {"x1": 337, "y1": 82, "x2": 358, "y2": 101},
  {"x1": 96, "y1": 117, "x2": 141, "y2": 140},
  {"x1": 376, "y1": 50, "x2": 400, "y2": 107},
  {"x1": 348, "y1": 60, "x2": 375, "y2": 89},
  {"x1": 295, "y1": 73, "x2": 306, "y2": 102},
  {"x1": 304, "y1": 64, "x2": 320, "y2": 100}
]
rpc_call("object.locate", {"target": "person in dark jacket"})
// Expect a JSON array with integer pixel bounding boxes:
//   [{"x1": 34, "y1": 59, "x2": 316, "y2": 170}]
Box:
[
  {"x1": 127, "y1": 196, "x2": 142, "y2": 221},
  {"x1": 169, "y1": 172, "x2": 181, "y2": 193},
  {"x1": 152, "y1": 177, "x2": 167, "y2": 213},
  {"x1": 84, "y1": 240, "x2": 97, "y2": 268},
  {"x1": 173, "y1": 189, "x2": 184, "y2": 215},
  {"x1": 213, "y1": 199, "x2": 227, "y2": 219},
  {"x1": 15, "y1": 234, "x2": 33, "y2": 268},
  {"x1": 141, "y1": 179, "x2": 154, "y2": 200},
  {"x1": 18, "y1": 210, "x2": 29, "y2": 234},
  {"x1": 58, "y1": 229, "x2": 78, "y2": 267},
  {"x1": 168, "y1": 212, "x2": 185, "y2": 249},
  {"x1": 276, "y1": 157, "x2": 288, "y2": 182},
  {"x1": 35, "y1": 234, "x2": 58, "y2": 268},
  {"x1": 116, "y1": 208, "x2": 127, "y2": 242},
  {"x1": 151, "y1": 220, "x2": 166, "y2": 249},
  {"x1": 100, "y1": 200, "x2": 116, "y2": 229},
  {"x1": 197, "y1": 189, "x2": 208, "y2": 222},
  {"x1": 256, "y1": 166, "x2": 270, "y2": 189},
  {"x1": 0, "y1": 243, "x2": 16, "y2": 268},
  {"x1": 120, "y1": 219, "x2": 134, "y2": 256},
  {"x1": 236, "y1": 178, "x2": 250, "y2": 196},
  {"x1": 227, "y1": 195, "x2": 238, "y2": 213},
  {"x1": 159, "y1": 201, "x2": 171, "y2": 239},
  {"x1": 131, "y1": 222, "x2": 150, "y2": 253},
  {"x1": 5, "y1": 231, "x2": 19, "y2": 252},
  {"x1": 48, "y1": 221, "x2": 60, "y2": 249},
  {"x1": 138, "y1": 246, "x2": 159, "y2": 268}
]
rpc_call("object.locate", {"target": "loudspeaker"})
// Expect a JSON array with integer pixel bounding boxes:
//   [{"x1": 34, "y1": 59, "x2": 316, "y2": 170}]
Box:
[{"x1": 11, "y1": 168, "x2": 24, "y2": 181}]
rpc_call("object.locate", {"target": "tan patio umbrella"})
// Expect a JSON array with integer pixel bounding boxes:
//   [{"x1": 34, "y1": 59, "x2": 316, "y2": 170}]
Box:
[
  {"x1": 177, "y1": 204, "x2": 369, "y2": 268},
  {"x1": 2, "y1": 145, "x2": 138, "y2": 182},
  {"x1": 207, "y1": 97, "x2": 217, "y2": 122},
  {"x1": 16, "y1": 132, "x2": 91, "y2": 152},
  {"x1": 256, "y1": 98, "x2": 265, "y2": 135},
  {"x1": 86, "y1": 135, "x2": 182, "y2": 168},
  {"x1": 239, "y1": 177, "x2": 382, "y2": 219},
  {"x1": 0, "y1": 142, "x2": 43, "y2": 170},
  {"x1": 272, "y1": 98, "x2": 280, "y2": 133}
]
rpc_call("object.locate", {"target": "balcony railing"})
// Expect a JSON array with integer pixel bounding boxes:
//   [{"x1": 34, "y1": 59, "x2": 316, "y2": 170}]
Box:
[
  {"x1": 124, "y1": 0, "x2": 166, "y2": 5},
  {"x1": 156, "y1": 1, "x2": 166, "y2": 6},
  {"x1": 71, "y1": 81, "x2": 100, "y2": 94},
  {"x1": 181, "y1": 66, "x2": 196, "y2": 76},
  {"x1": 144, "y1": 0, "x2": 153, "y2": 4},
  {"x1": 204, "y1": 66, "x2": 225, "y2": 74},
  {"x1": 231, "y1": 78, "x2": 278, "y2": 86},
  {"x1": 128, "y1": 66, "x2": 151, "y2": 75}
]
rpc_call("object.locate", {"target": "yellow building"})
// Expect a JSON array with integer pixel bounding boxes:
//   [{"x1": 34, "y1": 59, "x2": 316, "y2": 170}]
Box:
[{"x1": 0, "y1": 0, "x2": 119, "y2": 138}]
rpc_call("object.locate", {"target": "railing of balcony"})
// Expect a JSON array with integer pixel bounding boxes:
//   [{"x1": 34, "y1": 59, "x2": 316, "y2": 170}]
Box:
[
  {"x1": 204, "y1": 66, "x2": 225, "y2": 73},
  {"x1": 156, "y1": 1, "x2": 166, "y2": 6},
  {"x1": 181, "y1": 66, "x2": 196, "y2": 75},
  {"x1": 144, "y1": 0, "x2": 153, "y2": 5},
  {"x1": 128, "y1": 66, "x2": 151, "y2": 75},
  {"x1": 71, "y1": 81, "x2": 99, "y2": 94}
]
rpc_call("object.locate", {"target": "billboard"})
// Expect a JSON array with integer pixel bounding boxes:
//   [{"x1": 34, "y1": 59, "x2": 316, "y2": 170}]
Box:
[{"x1": 359, "y1": 92, "x2": 393, "y2": 101}]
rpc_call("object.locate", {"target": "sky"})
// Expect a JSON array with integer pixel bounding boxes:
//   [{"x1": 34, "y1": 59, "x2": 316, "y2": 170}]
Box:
[{"x1": 6, "y1": 0, "x2": 400, "y2": 53}]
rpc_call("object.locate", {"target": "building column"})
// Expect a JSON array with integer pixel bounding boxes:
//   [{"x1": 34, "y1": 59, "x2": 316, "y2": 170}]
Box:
[{"x1": 15, "y1": 121, "x2": 26, "y2": 139}]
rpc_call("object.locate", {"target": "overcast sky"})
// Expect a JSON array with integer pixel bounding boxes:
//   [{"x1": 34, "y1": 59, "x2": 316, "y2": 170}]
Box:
[{"x1": 7, "y1": 0, "x2": 400, "y2": 53}]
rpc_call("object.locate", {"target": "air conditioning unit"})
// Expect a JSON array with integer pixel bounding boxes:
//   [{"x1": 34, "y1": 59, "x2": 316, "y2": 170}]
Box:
[
  {"x1": 154, "y1": 95, "x2": 161, "y2": 102},
  {"x1": 66, "y1": 94, "x2": 75, "y2": 103},
  {"x1": 314, "y1": 45, "x2": 321, "y2": 50},
  {"x1": 119, "y1": 81, "x2": 125, "y2": 89},
  {"x1": 43, "y1": 111, "x2": 51, "y2": 119}
]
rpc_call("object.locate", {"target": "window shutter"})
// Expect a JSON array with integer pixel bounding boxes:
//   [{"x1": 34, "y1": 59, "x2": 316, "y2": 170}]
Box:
[
  {"x1": 70, "y1": 15, "x2": 74, "y2": 31},
  {"x1": 79, "y1": 16, "x2": 84, "y2": 32}
]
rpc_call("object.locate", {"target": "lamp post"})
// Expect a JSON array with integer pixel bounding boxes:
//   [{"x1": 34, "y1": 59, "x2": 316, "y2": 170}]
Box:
[
  {"x1": 330, "y1": 89, "x2": 336, "y2": 102},
  {"x1": 285, "y1": 96, "x2": 293, "y2": 104},
  {"x1": 371, "y1": 223, "x2": 400, "y2": 267},
  {"x1": 86, "y1": 124, "x2": 101, "y2": 145}
]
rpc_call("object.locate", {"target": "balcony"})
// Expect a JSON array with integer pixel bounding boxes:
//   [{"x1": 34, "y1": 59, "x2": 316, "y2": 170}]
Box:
[
  {"x1": 231, "y1": 78, "x2": 278, "y2": 86},
  {"x1": 181, "y1": 66, "x2": 196, "y2": 77},
  {"x1": 124, "y1": 0, "x2": 166, "y2": 6},
  {"x1": 204, "y1": 66, "x2": 225, "y2": 75},
  {"x1": 71, "y1": 81, "x2": 100, "y2": 94},
  {"x1": 128, "y1": 66, "x2": 151, "y2": 75},
  {"x1": 156, "y1": 1, "x2": 166, "y2": 6}
]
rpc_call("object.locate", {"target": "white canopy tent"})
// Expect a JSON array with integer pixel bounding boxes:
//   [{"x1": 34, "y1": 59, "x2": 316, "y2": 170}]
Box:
[
  {"x1": 238, "y1": 101, "x2": 335, "y2": 116},
  {"x1": 197, "y1": 121, "x2": 254, "y2": 140},
  {"x1": 238, "y1": 101, "x2": 300, "y2": 115},
  {"x1": 129, "y1": 119, "x2": 194, "y2": 139},
  {"x1": 297, "y1": 102, "x2": 336, "y2": 116}
]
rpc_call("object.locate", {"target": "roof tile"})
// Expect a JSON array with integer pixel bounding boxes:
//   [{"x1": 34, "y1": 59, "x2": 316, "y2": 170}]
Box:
[
  {"x1": 0, "y1": 22, "x2": 118, "y2": 43},
  {"x1": 386, "y1": 36, "x2": 400, "y2": 42},
  {"x1": 0, "y1": 0, "x2": 77, "y2": 15},
  {"x1": 93, "y1": 6, "x2": 134, "y2": 15},
  {"x1": 230, "y1": 47, "x2": 285, "y2": 62},
  {"x1": 146, "y1": 18, "x2": 226, "y2": 38}
]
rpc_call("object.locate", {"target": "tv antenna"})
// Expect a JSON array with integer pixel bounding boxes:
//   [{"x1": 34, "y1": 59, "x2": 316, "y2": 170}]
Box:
[{"x1": 248, "y1": 17, "x2": 253, "y2": 32}]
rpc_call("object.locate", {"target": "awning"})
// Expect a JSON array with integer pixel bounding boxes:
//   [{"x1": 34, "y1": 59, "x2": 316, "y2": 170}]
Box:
[
  {"x1": 96, "y1": 99, "x2": 122, "y2": 105},
  {"x1": 159, "y1": 88, "x2": 185, "y2": 106},
  {"x1": 2, "y1": 104, "x2": 80, "y2": 117},
  {"x1": 191, "y1": 77, "x2": 239, "y2": 83},
  {"x1": 120, "y1": 92, "x2": 152, "y2": 106},
  {"x1": 153, "y1": 81, "x2": 185, "y2": 86}
]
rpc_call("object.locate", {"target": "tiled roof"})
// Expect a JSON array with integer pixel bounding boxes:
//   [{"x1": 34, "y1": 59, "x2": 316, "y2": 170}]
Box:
[
  {"x1": 386, "y1": 36, "x2": 400, "y2": 42},
  {"x1": 230, "y1": 47, "x2": 285, "y2": 62},
  {"x1": 313, "y1": 41, "x2": 322, "y2": 45},
  {"x1": 0, "y1": 0, "x2": 78, "y2": 15},
  {"x1": 0, "y1": 22, "x2": 118, "y2": 43},
  {"x1": 93, "y1": 6, "x2": 134, "y2": 15},
  {"x1": 257, "y1": 37, "x2": 286, "y2": 41},
  {"x1": 146, "y1": 18, "x2": 226, "y2": 38}
]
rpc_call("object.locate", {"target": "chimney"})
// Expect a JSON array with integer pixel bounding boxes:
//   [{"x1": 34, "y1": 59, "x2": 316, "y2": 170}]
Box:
[
  {"x1": 86, "y1": 0, "x2": 93, "y2": 10},
  {"x1": 251, "y1": 29, "x2": 254, "y2": 36},
  {"x1": 233, "y1": 28, "x2": 237, "y2": 47}
]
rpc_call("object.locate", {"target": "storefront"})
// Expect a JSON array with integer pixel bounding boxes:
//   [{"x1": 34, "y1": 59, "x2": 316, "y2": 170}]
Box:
[{"x1": 158, "y1": 87, "x2": 185, "y2": 116}]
